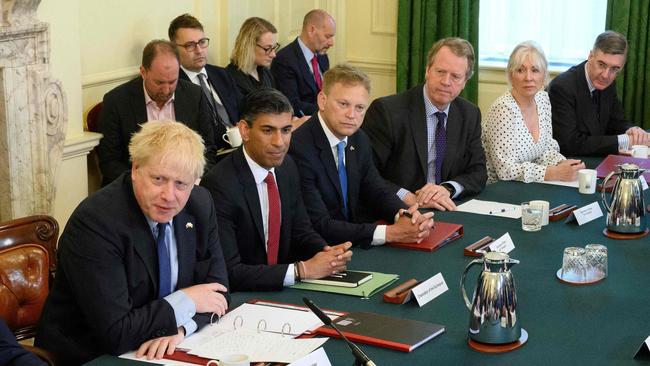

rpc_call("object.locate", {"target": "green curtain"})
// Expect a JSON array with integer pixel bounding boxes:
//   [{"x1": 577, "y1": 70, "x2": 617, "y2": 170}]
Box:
[
  {"x1": 396, "y1": 0, "x2": 480, "y2": 103},
  {"x1": 606, "y1": 0, "x2": 650, "y2": 129}
]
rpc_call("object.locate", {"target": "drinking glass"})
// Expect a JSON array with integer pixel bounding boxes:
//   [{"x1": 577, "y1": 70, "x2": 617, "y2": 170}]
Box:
[
  {"x1": 521, "y1": 202, "x2": 543, "y2": 232},
  {"x1": 585, "y1": 244, "x2": 608, "y2": 280},
  {"x1": 561, "y1": 247, "x2": 587, "y2": 282}
]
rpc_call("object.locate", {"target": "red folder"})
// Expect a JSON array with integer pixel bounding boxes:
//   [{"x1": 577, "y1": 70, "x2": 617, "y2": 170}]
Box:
[
  {"x1": 385, "y1": 221, "x2": 463, "y2": 252},
  {"x1": 595, "y1": 154, "x2": 650, "y2": 181},
  {"x1": 315, "y1": 311, "x2": 445, "y2": 352}
]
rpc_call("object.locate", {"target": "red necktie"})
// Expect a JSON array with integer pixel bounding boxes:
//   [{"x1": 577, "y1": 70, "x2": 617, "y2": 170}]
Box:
[
  {"x1": 311, "y1": 56, "x2": 322, "y2": 90},
  {"x1": 265, "y1": 172, "x2": 280, "y2": 265}
]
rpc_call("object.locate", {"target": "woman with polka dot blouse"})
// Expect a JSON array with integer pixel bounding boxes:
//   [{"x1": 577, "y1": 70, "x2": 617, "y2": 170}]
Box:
[{"x1": 482, "y1": 41, "x2": 585, "y2": 183}]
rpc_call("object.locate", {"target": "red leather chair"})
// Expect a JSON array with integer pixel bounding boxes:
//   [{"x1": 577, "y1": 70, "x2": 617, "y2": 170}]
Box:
[{"x1": 0, "y1": 215, "x2": 59, "y2": 365}]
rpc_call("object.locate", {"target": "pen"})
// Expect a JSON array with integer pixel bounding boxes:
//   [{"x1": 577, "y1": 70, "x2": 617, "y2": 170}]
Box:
[{"x1": 489, "y1": 207, "x2": 515, "y2": 214}]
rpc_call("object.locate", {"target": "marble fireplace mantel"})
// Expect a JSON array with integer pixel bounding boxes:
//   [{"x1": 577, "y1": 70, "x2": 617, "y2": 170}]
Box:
[{"x1": 0, "y1": 0, "x2": 67, "y2": 221}]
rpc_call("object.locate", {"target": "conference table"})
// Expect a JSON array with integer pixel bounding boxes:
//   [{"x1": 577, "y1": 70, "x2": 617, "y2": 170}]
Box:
[{"x1": 87, "y1": 157, "x2": 650, "y2": 366}]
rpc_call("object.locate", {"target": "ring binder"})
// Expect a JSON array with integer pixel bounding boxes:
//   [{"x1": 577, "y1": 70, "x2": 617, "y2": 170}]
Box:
[{"x1": 210, "y1": 309, "x2": 296, "y2": 336}]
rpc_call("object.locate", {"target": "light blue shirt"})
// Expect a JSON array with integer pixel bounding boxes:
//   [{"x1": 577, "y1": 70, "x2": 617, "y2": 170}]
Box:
[
  {"x1": 297, "y1": 37, "x2": 321, "y2": 77},
  {"x1": 396, "y1": 87, "x2": 463, "y2": 200},
  {"x1": 317, "y1": 113, "x2": 388, "y2": 245},
  {"x1": 146, "y1": 218, "x2": 197, "y2": 336}
]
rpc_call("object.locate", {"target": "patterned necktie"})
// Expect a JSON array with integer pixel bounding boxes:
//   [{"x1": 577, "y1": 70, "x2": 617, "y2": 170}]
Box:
[
  {"x1": 337, "y1": 141, "x2": 349, "y2": 219},
  {"x1": 592, "y1": 90, "x2": 601, "y2": 120},
  {"x1": 264, "y1": 172, "x2": 280, "y2": 265},
  {"x1": 198, "y1": 73, "x2": 231, "y2": 127},
  {"x1": 434, "y1": 112, "x2": 447, "y2": 184},
  {"x1": 156, "y1": 222, "x2": 172, "y2": 298},
  {"x1": 311, "y1": 56, "x2": 322, "y2": 90}
]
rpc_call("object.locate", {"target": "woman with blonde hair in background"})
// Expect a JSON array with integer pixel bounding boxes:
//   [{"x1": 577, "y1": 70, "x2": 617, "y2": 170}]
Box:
[{"x1": 226, "y1": 17, "x2": 279, "y2": 96}]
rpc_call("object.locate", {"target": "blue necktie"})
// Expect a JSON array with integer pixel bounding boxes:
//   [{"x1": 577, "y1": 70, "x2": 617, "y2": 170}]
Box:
[
  {"x1": 156, "y1": 222, "x2": 172, "y2": 298},
  {"x1": 434, "y1": 112, "x2": 447, "y2": 184},
  {"x1": 337, "y1": 141, "x2": 349, "y2": 219}
]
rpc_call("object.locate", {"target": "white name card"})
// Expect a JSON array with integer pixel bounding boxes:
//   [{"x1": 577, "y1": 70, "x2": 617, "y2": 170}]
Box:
[
  {"x1": 412, "y1": 273, "x2": 448, "y2": 307},
  {"x1": 288, "y1": 347, "x2": 332, "y2": 366},
  {"x1": 640, "y1": 175, "x2": 649, "y2": 191},
  {"x1": 488, "y1": 232, "x2": 515, "y2": 254},
  {"x1": 572, "y1": 202, "x2": 604, "y2": 226}
]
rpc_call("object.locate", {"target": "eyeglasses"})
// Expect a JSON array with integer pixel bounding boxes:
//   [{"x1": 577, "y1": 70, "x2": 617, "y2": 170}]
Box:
[
  {"x1": 256, "y1": 43, "x2": 281, "y2": 55},
  {"x1": 177, "y1": 38, "x2": 210, "y2": 52},
  {"x1": 594, "y1": 60, "x2": 622, "y2": 75}
]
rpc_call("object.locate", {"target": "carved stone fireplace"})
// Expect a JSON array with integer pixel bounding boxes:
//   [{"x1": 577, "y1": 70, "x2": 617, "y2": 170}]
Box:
[{"x1": 0, "y1": 0, "x2": 67, "y2": 221}]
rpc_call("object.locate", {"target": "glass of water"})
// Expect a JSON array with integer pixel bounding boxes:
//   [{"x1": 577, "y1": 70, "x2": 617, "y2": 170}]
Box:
[{"x1": 521, "y1": 202, "x2": 543, "y2": 232}]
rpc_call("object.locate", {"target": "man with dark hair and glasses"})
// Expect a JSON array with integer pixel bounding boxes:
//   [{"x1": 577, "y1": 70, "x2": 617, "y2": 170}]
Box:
[
  {"x1": 549, "y1": 30, "x2": 650, "y2": 156},
  {"x1": 169, "y1": 13, "x2": 242, "y2": 152},
  {"x1": 97, "y1": 39, "x2": 218, "y2": 186}
]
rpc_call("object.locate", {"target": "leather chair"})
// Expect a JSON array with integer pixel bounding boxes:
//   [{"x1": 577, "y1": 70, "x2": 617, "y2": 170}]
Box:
[{"x1": 0, "y1": 215, "x2": 59, "y2": 365}]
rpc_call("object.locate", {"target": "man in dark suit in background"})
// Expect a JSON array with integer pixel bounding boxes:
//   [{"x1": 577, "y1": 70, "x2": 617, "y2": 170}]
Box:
[
  {"x1": 362, "y1": 37, "x2": 487, "y2": 211},
  {"x1": 289, "y1": 64, "x2": 434, "y2": 248},
  {"x1": 97, "y1": 40, "x2": 217, "y2": 186},
  {"x1": 200, "y1": 89, "x2": 352, "y2": 292},
  {"x1": 272, "y1": 9, "x2": 335, "y2": 117},
  {"x1": 169, "y1": 14, "x2": 242, "y2": 151},
  {"x1": 36, "y1": 121, "x2": 229, "y2": 365},
  {"x1": 548, "y1": 30, "x2": 650, "y2": 156}
]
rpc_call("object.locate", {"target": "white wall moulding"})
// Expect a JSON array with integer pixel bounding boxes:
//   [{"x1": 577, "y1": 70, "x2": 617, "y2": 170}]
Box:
[
  {"x1": 0, "y1": 0, "x2": 68, "y2": 222},
  {"x1": 81, "y1": 66, "x2": 139, "y2": 89},
  {"x1": 370, "y1": 0, "x2": 397, "y2": 35}
]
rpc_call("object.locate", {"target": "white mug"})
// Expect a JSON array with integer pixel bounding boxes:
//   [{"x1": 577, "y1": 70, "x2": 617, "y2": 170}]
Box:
[
  {"x1": 578, "y1": 169, "x2": 597, "y2": 194},
  {"x1": 206, "y1": 354, "x2": 250, "y2": 366},
  {"x1": 631, "y1": 144, "x2": 649, "y2": 158},
  {"x1": 530, "y1": 200, "x2": 550, "y2": 226},
  {"x1": 222, "y1": 126, "x2": 242, "y2": 147}
]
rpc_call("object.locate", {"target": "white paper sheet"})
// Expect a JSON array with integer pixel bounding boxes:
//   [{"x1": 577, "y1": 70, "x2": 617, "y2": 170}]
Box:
[
  {"x1": 119, "y1": 351, "x2": 197, "y2": 365},
  {"x1": 539, "y1": 179, "x2": 579, "y2": 188},
  {"x1": 456, "y1": 199, "x2": 522, "y2": 219},
  {"x1": 288, "y1": 347, "x2": 332, "y2": 366},
  {"x1": 189, "y1": 328, "x2": 328, "y2": 363}
]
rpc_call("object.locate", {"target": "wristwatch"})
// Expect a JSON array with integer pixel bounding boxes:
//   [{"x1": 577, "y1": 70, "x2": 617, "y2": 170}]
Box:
[{"x1": 440, "y1": 183, "x2": 456, "y2": 197}]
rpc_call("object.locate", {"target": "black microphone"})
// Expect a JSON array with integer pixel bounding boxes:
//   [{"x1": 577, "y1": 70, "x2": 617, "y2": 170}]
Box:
[{"x1": 303, "y1": 297, "x2": 377, "y2": 366}]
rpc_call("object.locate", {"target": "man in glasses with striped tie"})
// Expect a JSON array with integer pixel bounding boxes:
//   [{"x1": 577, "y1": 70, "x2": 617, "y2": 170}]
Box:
[{"x1": 169, "y1": 14, "x2": 242, "y2": 153}]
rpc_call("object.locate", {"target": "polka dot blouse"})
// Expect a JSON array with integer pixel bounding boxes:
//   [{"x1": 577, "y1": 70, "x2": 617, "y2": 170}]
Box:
[{"x1": 482, "y1": 91, "x2": 565, "y2": 183}]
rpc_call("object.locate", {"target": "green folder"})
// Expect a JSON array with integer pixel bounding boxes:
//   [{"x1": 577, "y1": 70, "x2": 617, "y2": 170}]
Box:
[{"x1": 290, "y1": 271, "x2": 399, "y2": 298}]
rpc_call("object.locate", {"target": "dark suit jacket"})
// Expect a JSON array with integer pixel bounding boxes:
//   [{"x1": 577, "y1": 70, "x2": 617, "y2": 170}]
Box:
[
  {"x1": 97, "y1": 77, "x2": 217, "y2": 186},
  {"x1": 361, "y1": 85, "x2": 487, "y2": 197},
  {"x1": 271, "y1": 37, "x2": 329, "y2": 116},
  {"x1": 548, "y1": 61, "x2": 633, "y2": 156},
  {"x1": 0, "y1": 319, "x2": 46, "y2": 366},
  {"x1": 35, "y1": 174, "x2": 229, "y2": 365},
  {"x1": 179, "y1": 64, "x2": 242, "y2": 151},
  {"x1": 225, "y1": 63, "x2": 276, "y2": 97},
  {"x1": 289, "y1": 115, "x2": 406, "y2": 247},
  {"x1": 200, "y1": 148, "x2": 326, "y2": 292}
]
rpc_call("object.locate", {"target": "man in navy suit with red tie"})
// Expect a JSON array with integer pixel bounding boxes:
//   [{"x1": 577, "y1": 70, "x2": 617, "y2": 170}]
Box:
[
  {"x1": 200, "y1": 88, "x2": 353, "y2": 292},
  {"x1": 272, "y1": 9, "x2": 335, "y2": 117}
]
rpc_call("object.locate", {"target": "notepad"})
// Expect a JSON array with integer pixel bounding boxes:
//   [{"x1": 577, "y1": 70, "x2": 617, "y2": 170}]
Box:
[
  {"x1": 290, "y1": 271, "x2": 398, "y2": 298},
  {"x1": 301, "y1": 270, "x2": 373, "y2": 287}
]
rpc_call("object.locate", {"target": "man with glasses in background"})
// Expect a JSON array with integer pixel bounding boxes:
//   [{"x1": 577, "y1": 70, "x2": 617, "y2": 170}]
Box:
[
  {"x1": 549, "y1": 30, "x2": 650, "y2": 156},
  {"x1": 169, "y1": 14, "x2": 242, "y2": 152}
]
